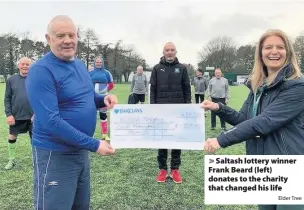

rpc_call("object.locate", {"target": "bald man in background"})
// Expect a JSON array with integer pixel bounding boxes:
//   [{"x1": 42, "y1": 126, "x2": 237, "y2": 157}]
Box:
[
  {"x1": 150, "y1": 42, "x2": 191, "y2": 184},
  {"x1": 26, "y1": 15, "x2": 117, "y2": 210},
  {"x1": 207, "y1": 68, "x2": 229, "y2": 131},
  {"x1": 4, "y1": 57, "x2": 34, "y2": 170},
  {"x1": 130, "y1": 65, "x2": 148, "y2": 104}
]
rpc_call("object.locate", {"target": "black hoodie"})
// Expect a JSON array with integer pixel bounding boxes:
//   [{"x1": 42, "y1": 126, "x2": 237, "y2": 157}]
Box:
[{"x1": 150, "y1": 56, "x2": 191, "y2": 104}]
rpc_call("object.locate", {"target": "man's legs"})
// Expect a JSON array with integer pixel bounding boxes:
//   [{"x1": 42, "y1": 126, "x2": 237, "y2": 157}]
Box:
[
  {"x1": 199, "y1": 94, "x2": 204, "y2": 103},
  {"x1": 5, "y1": 120, "x2": 30, "y2": 170},
  {"x1": 99, "y1": 109, "x2": 110, "y2": 141},
  {"x1": 195, "y1": 94, "x2": 199, "y2": 104},
  {"x1": 134, "y1": 94, "x2": 140, "y2": 104},
  {"x1": 211, "y1": 98, "x2": 219, "y2": 129},
  {"x1": 171, "y1": 150, "x2": 181, "y2": 170},
  {"x1": 170, "y1": 149, "x2": 182, "y2": 183},
  {"x1": 139, "y1": 94, "x2": 145, "y2": 104},
  {"x1": 5, "y1": 133, "x2": 18, "y2": 170},
  {"x1": 219, "y1": 98, "x2": 226, "y2": 130},
  {"x1": 156, "y1": 149, "x2": 168, "y2": 182},
  {"x1": 199, "y1": 94, "x2": 207, "y2": 116},
  {"x1": 33, "y1": 147, "x2": 82, "y2": 210},
  {"x1": 72, "y1": 151, "x2": 90, "y2": 210}
]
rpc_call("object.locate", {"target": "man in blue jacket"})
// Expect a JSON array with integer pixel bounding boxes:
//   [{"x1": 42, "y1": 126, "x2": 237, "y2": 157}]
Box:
[{"x1": 25, "y1": 15, "x2": 117, "y2": 210}]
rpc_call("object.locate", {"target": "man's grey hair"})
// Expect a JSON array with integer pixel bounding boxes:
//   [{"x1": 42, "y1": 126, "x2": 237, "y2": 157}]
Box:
[
  {"x1": 16, "y1": 57, "x2": 32, "y2": 66},
  {"x1": 47, "y1": 15, "x2": 75, "y2": 35}
]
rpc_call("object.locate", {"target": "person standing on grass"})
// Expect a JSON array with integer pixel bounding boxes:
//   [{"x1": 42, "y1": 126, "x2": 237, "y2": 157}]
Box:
[
  {"x1": 130, "y1": 65, "x2": 148, "y2": 104},
  {"x1": 150, "y1": 42, "x2": 191, "y2": 184},
  {"x1": 4, "y1": 57, "x2": 34, "y2": 170},
  {"x1": 202, "y1": 29, "x2": 304, "y2": 210},
  {"x1": 193, "y1": 68, "x2": 208, "y2": 104},
  {"x1": 25, "y1": 15, "x2": 117, "y2": 210},
  {"x1": 206, "y1": 68, "x2": 229, "y2": 131},
  {"x1": 89, "y1": 56, "x2": 115, "y2": 142}
]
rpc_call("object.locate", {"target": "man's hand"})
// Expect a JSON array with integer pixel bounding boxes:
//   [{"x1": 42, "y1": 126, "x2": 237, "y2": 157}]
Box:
[
  {"x1": 201, "y1": 100, "x2": 219, "y2": 112},
  {"x1": 96, "y1": 140, "x2": 116, "y2": 156},
  {"x1": 104, "y1": 94, "x2": 118, "y2": 109},
  {"x1": 204, "y1": 138, "x2": 221, "y2": 153},
  {"x1": 6, "y1": 115, "x2": 15, "y2": 126}
]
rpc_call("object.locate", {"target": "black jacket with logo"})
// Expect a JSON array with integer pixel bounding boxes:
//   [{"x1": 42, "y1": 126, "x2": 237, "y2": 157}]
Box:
[{"x1": 150, "y1": 57, "x2": 191, "y2": 104}]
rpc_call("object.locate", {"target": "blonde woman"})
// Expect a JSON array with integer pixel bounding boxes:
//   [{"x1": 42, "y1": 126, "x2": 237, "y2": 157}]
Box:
[{"x1": 202, "y1": 29, "x2": 304, "y2": 210}]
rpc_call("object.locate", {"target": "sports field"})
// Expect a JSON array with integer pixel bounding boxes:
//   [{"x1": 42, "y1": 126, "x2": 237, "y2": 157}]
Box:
[{"x1": 0, "y1": 83, "x2": 257, "y2": 210}]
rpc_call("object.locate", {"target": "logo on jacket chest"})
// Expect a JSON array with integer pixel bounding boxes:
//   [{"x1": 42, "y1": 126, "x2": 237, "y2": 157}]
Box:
[{"x1": 174, "y1": 68, "x2": 180, "y2": 73}]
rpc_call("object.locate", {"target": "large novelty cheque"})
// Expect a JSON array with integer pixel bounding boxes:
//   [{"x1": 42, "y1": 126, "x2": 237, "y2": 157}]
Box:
[{"x1": 110, "y1": 104, "x2": 205, "y2": 150}]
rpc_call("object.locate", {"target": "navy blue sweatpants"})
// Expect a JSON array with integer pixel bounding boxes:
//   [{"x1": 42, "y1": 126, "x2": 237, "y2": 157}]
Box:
[{"x1": 33, "y1": 147, "x2": 90, "y2": 210}]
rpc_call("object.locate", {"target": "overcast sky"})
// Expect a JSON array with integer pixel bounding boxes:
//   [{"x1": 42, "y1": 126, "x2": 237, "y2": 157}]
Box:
[{"x1": 0, "y1": 0, "x2": 304, "y2": 68}]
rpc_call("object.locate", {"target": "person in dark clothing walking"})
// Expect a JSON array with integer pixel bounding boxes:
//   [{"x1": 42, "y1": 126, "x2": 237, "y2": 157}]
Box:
[
  {"x1": 202, "y1": 29, "x2": 304, "y2": 210},
  {"x1": 206, "y1": 68, "x2": 229, "y2": 131},
  {"x1": 150, "y1": 42, "x2": 191, "y2": 184},
  {"x1": 4, "y1": 57, "x2": 34, "y2": 170},
  {"x1": 193, "y1": 69, "x2": 208, "y2": 103}
]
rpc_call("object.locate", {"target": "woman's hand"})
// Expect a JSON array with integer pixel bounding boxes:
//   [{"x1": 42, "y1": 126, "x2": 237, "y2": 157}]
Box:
[{"x1": 201, "y1": 100, "x2": 219, "y2": 112}]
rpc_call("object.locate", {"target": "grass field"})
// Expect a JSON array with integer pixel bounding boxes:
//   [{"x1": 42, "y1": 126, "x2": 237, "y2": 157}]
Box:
[{"x1": 0, "y1": 83, "x2": 258, "y2": 210}]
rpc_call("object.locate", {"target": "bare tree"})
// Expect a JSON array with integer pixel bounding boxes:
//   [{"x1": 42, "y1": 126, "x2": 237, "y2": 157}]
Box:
[
  {"x1": 76, "y1": 27, "x2": 99, "y2": 67},
  {"x1": 198, "y1": 36, "x2": 237, "y2": 72},
  {"x1": 20, "y1": 31, "x2": 36, "y2": 58},
  {"x1": 5, "y1": 34, "x2": 20, "y2": 75},
  {"x1": 34, "y1": 41, "x2": 49, "y2": 59},
  {"x1": 111, "y1": 40, "x2": 131, "y2": 83},
  {"x1": 184, "y1": 63, "x2": 195, "y2": 79},
  {"x1": 235, "y1": 44, "x2": 256, "y2": 73},
  {"x1": 293, "y1": 33, "x2": 304, "y2": 71},
  {"x1": 83, "y1": 28, "x2": 99, "y2": 68}
]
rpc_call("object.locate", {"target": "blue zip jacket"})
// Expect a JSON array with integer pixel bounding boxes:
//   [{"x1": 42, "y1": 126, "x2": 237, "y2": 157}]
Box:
[{"x1": 90, "y1": 57, "x2": 114, "y2": 95}]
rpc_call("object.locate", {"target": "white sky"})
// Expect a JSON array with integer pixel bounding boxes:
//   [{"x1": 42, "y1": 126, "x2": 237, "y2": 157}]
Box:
[{"x1": 0, "y1": 0, "x2": 304, "y2": 68}]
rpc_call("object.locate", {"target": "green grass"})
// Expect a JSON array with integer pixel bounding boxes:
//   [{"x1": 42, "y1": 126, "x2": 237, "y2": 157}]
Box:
[{"x1": 0, "y1": 83, "x2": 257, "y2": 210}]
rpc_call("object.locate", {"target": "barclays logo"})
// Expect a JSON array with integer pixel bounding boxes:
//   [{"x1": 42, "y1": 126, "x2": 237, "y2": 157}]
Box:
[{"x1": 114, "y1": 108, "x2": 143, "y2": 114}]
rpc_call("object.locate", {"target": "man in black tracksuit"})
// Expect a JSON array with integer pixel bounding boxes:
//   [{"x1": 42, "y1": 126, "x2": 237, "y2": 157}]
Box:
[{"x1": 150, "y1": 42, "x2": 191, "y2": 184}]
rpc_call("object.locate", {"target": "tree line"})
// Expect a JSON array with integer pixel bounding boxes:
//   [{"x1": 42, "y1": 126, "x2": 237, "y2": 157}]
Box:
[
  {"x1": 1, "y1": 28, "x2": 303, "y2": 83},
  {"x1": 0, "y1": 28, "x2": 148, "y2": 83}
]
